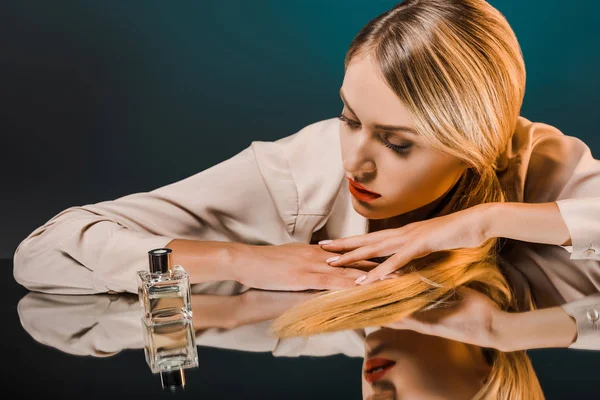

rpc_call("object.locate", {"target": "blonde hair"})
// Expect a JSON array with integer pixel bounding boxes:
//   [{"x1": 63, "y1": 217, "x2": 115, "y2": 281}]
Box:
[{"x1": 270, "y1": 1, "x2": 543, "y2": 398}]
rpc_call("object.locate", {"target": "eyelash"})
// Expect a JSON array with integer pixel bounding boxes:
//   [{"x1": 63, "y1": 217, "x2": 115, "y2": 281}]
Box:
[{"x1": 336, "y1": 114, "x2": 413, "y2": 154}]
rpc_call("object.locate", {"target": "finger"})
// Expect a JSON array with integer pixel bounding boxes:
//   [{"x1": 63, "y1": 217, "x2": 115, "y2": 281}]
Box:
[
  {"x1": 331, "y1": 265, "x2": 372, "y2": 280},
  {"x1": 356, "y1": 251, "x2": 421, "y2": 285},
  {"x1": 303, "y1": 273, "x2": 367, "y2": 290},
  {"x1": 327, "y1": 244, "x2": 388, "y2": 267},
  {"x1": 384, "y1": 316, "x2": 431, "y2": 335},
  {"x1": 314, "y1": 264, "x2": 369, "y2": 280},
  {"x1": 318, "y1": 231, "x2": 390, "y2": 251},
  {"x1": 346, "y1": 260, "x2": 381, "y2": 271},
  {"x1": 316, "y1": 260, "x2": 379, "y2": 273}
]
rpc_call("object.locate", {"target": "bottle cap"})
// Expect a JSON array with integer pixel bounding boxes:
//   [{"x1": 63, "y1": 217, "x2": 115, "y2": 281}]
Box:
[
  {"x1": 148, "y1": 248, "x2": 172, "y2": 274},
  {"x1": 160, "y1": 369, "x2": 186, "y2": 391}
]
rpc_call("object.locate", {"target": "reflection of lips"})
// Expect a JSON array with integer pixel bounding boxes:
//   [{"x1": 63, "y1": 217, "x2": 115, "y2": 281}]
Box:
[{"x1": 364, "y1": 357, "x2": 396, "y2": 384}]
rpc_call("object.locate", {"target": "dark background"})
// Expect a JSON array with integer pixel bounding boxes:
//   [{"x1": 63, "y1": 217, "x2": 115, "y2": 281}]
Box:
[
  {"x1": 2, "y1": 2, "x2": 600, "y2": 398},
  {"x1": 3, "y1": 0, "x2": 599, "y2": 259}
]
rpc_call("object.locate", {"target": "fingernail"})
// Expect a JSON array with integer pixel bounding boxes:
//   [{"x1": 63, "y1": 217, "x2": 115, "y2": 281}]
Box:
[
  {"x1": 355, "y1": 275, "x2": 367, "y2": 285},
  {"x1": 326, "y1": 255, "x2": 340, "y2": 263},
  {"x1": 319, "y1": 240, "x2": 333, "y2": 245}
]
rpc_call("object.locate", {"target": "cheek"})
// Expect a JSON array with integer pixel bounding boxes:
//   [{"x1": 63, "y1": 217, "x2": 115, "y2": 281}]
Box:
[
  {"x1": 381, "y1": 167, "x2": 446, "y2": 210},
  {"x1": 338, "y1": 128, "x2": 354, "y2": 156},
  {"x1": 361, "y1": 373, "x2": 372, "y2": 398},
  {"x1": 383, "y1": 167, "x2": 433, "y2": 196}
]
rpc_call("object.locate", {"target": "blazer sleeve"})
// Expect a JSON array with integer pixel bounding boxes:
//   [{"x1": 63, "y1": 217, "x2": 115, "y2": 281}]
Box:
[
  {"x1": 524, "y1": 124, "x2": 600, "y2": 261},
  {"x1": 552, "y1": 135, "x2": 600, "y2": 260},
  {"x1": 560, "y1": 293, "x2": 600, "y2": 350},
  {"x1": 13, "y1": 141, "x2": 299, "y2": 295},
  {"x1": 17, "y1": 292, "x2": 144, "y2": 357}
]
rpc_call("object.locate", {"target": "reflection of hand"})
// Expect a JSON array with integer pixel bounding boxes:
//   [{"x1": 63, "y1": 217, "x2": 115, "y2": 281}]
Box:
[
  {"x1": 320, "y1": 204, "x2": 488, "y2": 285},
  {"x1": 383, "y1": 287, "x2": 579, "y2": 351},
  {"x1": 192, "y1": 290, "x2": 317, "y2": 331},
  {"x1": 232, "y1": 242, "x2": 379, "y2": 291},
  {"x1": 382, "y1": 287, "x2": 503, "y2": 349}
]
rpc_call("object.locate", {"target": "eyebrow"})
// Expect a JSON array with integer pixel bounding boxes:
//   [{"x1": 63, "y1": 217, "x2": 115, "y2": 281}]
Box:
[{"x1": 339, "y1": 88, "x2": 420, "y2": 137}]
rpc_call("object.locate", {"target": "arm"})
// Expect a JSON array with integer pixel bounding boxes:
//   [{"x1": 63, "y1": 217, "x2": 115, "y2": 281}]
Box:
[
  {"x1": 486, "y1": 120, "x2": 600, "y2": 259},
  {"x1": 481, "y1": 201, "x2": 576, "y2": 249},
  {"x1": 13, "y1": 143, "x2": 296, "y2": 294},
  {"x1": 493, "y1": 305, "x2": 578, "y2": 352},
  {"x1": 480, "y1": 197, "x2": 599, "y2": 260},
  {"x1": 494, "y1": 293, "x2": 600, "y2": 351}
]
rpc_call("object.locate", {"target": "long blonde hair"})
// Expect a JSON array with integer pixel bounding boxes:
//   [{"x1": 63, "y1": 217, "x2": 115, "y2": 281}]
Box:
[{"x1": 270, "y1": 1, "x2": 543, "y2": 398}]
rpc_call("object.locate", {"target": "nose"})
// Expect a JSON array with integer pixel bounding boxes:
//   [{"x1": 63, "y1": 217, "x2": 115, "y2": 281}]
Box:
[{"x1": 343, "y1": 130, "x2": 376, "y2": 178}]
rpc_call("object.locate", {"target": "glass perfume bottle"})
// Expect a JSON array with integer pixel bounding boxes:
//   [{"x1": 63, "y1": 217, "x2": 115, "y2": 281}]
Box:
[
  {"x1": 137, "y1": 248, "x2": 192, "y2": 324},
  {"x1": 142, "y1": 317, "x2": 199, "y2": 391}
]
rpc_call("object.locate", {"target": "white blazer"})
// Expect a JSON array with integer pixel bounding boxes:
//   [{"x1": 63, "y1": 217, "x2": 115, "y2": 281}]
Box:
[{"x1": 13, "y1": 116, "x2": 600, "y2": 349}]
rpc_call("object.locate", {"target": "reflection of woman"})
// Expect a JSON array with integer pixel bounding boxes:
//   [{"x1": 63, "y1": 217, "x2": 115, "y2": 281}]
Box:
[
  {"x1": 363, "y1": 329, "x2": 488, "y2": 399},
  {"x1": 16, "y1": 285, "x2": 348, "y2": 358},
  {"x1": 14, "y1": 0, "x2": 599, "y2": 352},
  {"x1": 362, "y1": 327, "x2": 541, "y2": 400},
  {"x1": 18, "y1": 288, "x2": 541, "y2": 399},
  {"x1": 275, "y1": 284, "x2": 546, "y2": 398}
]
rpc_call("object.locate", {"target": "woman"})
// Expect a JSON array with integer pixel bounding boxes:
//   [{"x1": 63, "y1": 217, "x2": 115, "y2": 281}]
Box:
[{"x1": 14, "y1": 0, "x2": 599, "y2": 352}]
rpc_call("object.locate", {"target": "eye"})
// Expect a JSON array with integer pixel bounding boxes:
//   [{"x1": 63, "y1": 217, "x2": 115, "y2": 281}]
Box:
[
  {"x1": 337, "y1": 114, "x2": 413, "y2": 155},
  {"x1": 337, "y1": 114, "x2": 361, "y2": 129},
  {"x1": 381, "y1": 139, "x2": 412, "y2": 154}
]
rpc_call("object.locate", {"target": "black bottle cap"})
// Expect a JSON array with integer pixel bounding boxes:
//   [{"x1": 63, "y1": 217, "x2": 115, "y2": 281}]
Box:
[
  {"x1": 160, "y1": 369, "x2": 185, "y2": 391},
  {"x1": 148, "y1": 248, "x2": 172, "y2": 274}
]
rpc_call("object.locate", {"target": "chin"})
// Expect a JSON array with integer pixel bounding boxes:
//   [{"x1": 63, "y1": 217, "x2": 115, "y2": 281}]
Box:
[
  {"x1": 353, "y1": 204, "x2": 378, "y2": 217},
  {"x1": 352, "y1": 202, "x2": 389, "y2": 219}
]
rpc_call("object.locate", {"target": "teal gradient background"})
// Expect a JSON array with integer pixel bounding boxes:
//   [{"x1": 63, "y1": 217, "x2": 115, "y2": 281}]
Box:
[
  {"x1": 2, "y1": 2, "x2": 599, "y2": 397},
  {"x1": 4, "y1": 1, "x2": 599, "y2": 255}
]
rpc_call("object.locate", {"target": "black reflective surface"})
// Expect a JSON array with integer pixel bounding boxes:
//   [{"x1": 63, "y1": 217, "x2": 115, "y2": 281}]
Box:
[{"x1": 4, "y1": 258, "x2": 599, "y2": 399}]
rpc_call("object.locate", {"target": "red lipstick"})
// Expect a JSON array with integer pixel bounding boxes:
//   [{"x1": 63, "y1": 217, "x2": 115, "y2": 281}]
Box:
[
  {"x1": 347, "y1": 177, "x2": 381, "y2": 202},
  {"x1": 364, "y1": 357, "x2": 396, "y2": 384}
]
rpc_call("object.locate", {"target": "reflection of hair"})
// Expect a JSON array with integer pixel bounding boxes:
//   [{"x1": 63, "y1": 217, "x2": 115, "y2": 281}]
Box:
[{"x1": 270, "y1": 1, "x2": 543, "y2": 398}]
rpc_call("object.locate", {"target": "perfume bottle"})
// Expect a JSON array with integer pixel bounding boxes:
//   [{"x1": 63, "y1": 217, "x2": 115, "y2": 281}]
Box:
[
  {"x1": 137, "y1": 248, "x2": 192, "y2": 324},
  {"x1": 142, "y1": 317, "x2": 199, "y2": 391}
]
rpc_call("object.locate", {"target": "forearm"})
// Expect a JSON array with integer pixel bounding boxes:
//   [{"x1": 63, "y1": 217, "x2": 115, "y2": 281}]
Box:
[
  {"x1": 191, "y1": 295, "x2": 242, "y2": 329},
  {"x1": 481, "y1": 201, "x2": 572, "y2": 246},
  {"x1": 493, "y1": 307, "x2": 577, "y2": 351},
  {"x1": 166, "y1": 239, "x2": 249, "y2": 284}
]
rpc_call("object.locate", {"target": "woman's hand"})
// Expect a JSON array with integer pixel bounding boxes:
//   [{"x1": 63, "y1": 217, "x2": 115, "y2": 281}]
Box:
[
  {"x1": 319, "y1": 204, "x2": 489, "y2": 285},
  {"x1": 231, "y1": 242, "x2": 380, "y2": 291},
  {"x1": 383, "y1": 287, "x2": 505, "y2": 350}
]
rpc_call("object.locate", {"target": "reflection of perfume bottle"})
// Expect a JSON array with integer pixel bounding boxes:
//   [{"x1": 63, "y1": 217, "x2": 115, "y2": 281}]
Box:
[
  {"x1": 137, "y1": 248, "x2": 192, "y2": 324},
  {"x1": 142, "y1": 318, "x2": 199, "y2": 391}
]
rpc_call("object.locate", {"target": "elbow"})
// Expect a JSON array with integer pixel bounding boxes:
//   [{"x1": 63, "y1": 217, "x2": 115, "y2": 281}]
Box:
[
  {"x1": 13, "y1": 237, "x2": 99, "y2": 295},
  {"x1": 13, "y1": 239, "x2": 39, "y2": 291}
]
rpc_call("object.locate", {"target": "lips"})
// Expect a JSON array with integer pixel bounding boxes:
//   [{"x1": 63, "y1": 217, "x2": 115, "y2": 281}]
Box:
[
  {"x1": 349, "y1": 184, "x2": 380, "y2": 202},
  {"x1": 347, "y1": 177, "x2": 381, "y2": 196},
  {"x1": 364, "y1": 357, "x2": 396, "y2": 384}
]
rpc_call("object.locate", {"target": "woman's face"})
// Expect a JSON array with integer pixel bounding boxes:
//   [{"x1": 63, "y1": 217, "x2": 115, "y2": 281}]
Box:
[
  {"x1": 339, "y1": 54, "x2": 468, "y2": 220},
  {"x1": 362, "y1": 328, "x2": 491, "y2": 400}
]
